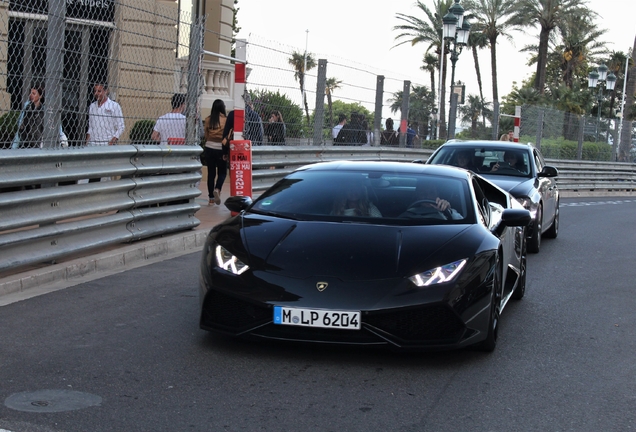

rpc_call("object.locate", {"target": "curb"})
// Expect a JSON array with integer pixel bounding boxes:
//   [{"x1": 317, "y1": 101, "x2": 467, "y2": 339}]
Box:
[{"x1": 0, "y1": 229, "x2": 209, "y2": 306}]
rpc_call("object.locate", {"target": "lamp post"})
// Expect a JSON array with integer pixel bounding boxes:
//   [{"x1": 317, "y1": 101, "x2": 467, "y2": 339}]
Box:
[
  {"x1": 443, "y1": 0, "x2": 470, "y2": 139},
  {"x1": 588, "y1": 63, "x2": 617, "y2": 142}
]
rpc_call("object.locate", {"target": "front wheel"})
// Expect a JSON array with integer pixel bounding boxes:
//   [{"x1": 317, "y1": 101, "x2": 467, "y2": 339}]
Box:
[
  {"x1": 544, "y1": 200, "x2": 559, "y2": 239},
  {"x1": 512, "y1": 237, "x2": 527, "y2": 300},
  {"x1": 527, "y1": 205, "x2": 542, "y2": 253},
  {"x1": 475, "y1": 260, "x2": 502, "y2": 352}
]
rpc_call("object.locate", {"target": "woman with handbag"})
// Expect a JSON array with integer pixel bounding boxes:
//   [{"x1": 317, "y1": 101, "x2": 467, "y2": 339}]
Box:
[{"x1": 203, "y1": 99, "x2": 228, "y2": 205}]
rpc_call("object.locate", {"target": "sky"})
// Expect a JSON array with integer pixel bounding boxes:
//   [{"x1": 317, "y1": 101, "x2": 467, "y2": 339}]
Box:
[{"x1": 202, "y1": 0, "x2": 635, "y2": 117}]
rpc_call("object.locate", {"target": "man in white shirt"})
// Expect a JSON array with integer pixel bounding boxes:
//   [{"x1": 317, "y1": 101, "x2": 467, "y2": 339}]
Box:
[
  {"x1": 152, "y1": 93, "x2": 186, "y2": 145},
  {"x1": 332, "y1": 113, "x2": 346, "y2": 139},
  {"x1": 86, "y1": 82, "x2": 125, "y2": 146}
]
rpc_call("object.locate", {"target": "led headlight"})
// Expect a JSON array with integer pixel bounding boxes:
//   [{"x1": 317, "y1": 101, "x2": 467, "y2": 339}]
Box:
[
  {"x1": 515, "y1": 196, "x2": 538, "y2": 218},
  {"x1": 409, "y1": 259, "x2": 467, "y2": 287},
  {"x1": 215, "y1": 245, "x2": 249, "y2": 275}
]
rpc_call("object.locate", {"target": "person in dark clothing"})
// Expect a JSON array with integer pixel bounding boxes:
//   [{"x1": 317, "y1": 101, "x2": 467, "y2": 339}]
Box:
[
  {"x1": 265, "y1": 110, "x2": 286, "y2": 145},
  {"x1": 380, "y1": 118, "x2": 399, "y2": 146},
  {"x1": 334, "y1": 112, "x2": 367, "y2": 145}
]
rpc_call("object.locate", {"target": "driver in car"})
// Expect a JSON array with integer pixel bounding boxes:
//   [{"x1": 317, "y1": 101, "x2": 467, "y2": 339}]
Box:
[
  {"x1": 491, "y1": 151, "x2": 523, "y2": 172},
  {"x1": 402, "y1": 179, "x2": 463, "y2": 220}
]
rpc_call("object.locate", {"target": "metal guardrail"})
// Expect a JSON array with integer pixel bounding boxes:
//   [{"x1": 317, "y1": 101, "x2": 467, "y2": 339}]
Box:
[
  {"x1": 248, "y1": 146, "x2": 636, "y2": 196},
  {"x1": 0, "y1": 145, "x2": 202, "y2": 275},
  {"x1": 3, "y1": 145, "x2": 635, "y2": 276}
]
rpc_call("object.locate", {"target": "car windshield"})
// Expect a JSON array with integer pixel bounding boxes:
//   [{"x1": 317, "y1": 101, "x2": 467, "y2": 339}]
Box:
[
  {"x1": 429, "y1": 146, "x2": 532, "y2": 177},
  {"x1": 249, "y1": 169, "x2": 476, "y2": 225}
]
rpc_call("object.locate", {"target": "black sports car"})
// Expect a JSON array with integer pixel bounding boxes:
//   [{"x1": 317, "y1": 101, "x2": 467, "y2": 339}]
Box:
[
  {"x1": 199, "y1": 161, "x2": 530, "y2": 351},
  {"x1": 426, "y1": 141, "x2": 559, "y2": 253}
]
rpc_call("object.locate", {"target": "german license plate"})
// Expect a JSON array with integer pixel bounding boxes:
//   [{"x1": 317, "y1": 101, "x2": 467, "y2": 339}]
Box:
[{"x1": 273, "y1": 306, "x2": 361, "y2": 330}]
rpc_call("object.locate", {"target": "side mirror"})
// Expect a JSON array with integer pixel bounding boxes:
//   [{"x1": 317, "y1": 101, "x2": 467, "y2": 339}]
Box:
[
  {"x1": 225, "y1": 196, "x2": 252, "y2": 213},
  {"x1": 538, "y1": 165, "x2": 558, "y2": 178},
  {"x1": 501, "y1": 209, "x2": 531, "y2": 227}
]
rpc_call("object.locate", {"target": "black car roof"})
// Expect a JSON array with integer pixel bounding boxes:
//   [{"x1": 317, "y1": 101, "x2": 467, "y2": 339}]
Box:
[
  {"x1": 298, "y1": 160, "x2": 471, "y2": 180},
  {"x1": 440, "y1": 140, "x2": 533, "y2": 152}
]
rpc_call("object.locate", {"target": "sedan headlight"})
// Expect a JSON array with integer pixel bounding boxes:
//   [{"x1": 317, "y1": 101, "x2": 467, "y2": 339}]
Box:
[
  {"x1": 515, "y1": 196, "x2": 538, "y2": 218},
  {"x1": 409, "y1": 259, "x2": 467, "y2": 287},
  {"x1": 215, "y1": 245, "x2": 249, "y2": 275}
]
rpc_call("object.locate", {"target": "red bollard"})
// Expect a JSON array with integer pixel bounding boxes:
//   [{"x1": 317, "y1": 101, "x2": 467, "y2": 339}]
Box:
[{"x1": 229, "y1": 140, "x2": 253, "y2": 215}]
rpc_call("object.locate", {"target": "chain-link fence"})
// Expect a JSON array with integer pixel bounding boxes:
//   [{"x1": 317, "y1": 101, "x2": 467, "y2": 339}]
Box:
[
  {"x1": 235, "y1": 33, "x2": 429, "y2": 146},
  {"x1": 519, "y1": 105, "x2": 635, "y2": 162},
  {"x1": 0, "y1": 0, "x2": 204, "y2": 150}
]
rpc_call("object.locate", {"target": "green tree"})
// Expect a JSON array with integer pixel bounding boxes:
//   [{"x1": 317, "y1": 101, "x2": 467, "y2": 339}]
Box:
[
  {"x1": 619, "y1": 39, "x2": 635, "y2": 161},
  {"x1": 421, "y1": 53, "x2": 439, "y2": 100},
  {"x1": 466, "y1": 22, "x2": 489, "y2": 126},
  {"x1": 288, "y1": 50, "x2": 317, "y2": 125},
  {"x1": 388, "y1": 85, "x2": 436, "y2": 137},
  {"x1": 394, "y1": 0, "x2": 453, "y2": 139},
  {"x1": 464, "y1": 0, "x2": 519, "y2": 105},
  {"x1": 514, "y1": 0, "x2": 590, "y2": 94},
  {"x1": 249, "y1": 89, "x2": 304, "y2": 140},
  {"x1": 459, "y1": 94, "x2": 492, "y2": 138},
  {"x1": 310, "y1": 100, "x2": 373, "y2": 137},
  {"x1": 325, "y1": 77, "x2": 342, "y2": 130}
]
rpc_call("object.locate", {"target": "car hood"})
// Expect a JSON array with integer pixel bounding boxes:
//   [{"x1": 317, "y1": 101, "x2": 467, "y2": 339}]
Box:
[
  {"x1": 480, "y1": 174, "x2": 534, "y2": 197},
  {"x1": 233, "y1": 214, "x2": 480, "y2": 281}
]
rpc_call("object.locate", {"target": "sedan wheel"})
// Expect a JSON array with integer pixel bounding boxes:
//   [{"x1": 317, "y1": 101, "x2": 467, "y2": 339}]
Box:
[
  {"x1": 475, "y1": 260, "x2": 502, "y2": 352},
  {"x1": 544, "y1": 201, "x2": 559, "y2": 239},
  {"x1": 512, "y1": 238, "x2": 527, "y2": 300},
  {"x1": 527, "y1": 205, "x2": 542, "y2": 253}
]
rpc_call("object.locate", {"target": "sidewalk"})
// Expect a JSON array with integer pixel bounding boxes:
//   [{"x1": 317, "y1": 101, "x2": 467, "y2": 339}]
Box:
[{"x1": 0, "y1": 176, "x2": 234, "y2": 306}]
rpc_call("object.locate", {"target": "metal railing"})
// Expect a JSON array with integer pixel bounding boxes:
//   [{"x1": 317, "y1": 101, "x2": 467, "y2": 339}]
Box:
[{"x1": 0, "y1": 145, "x2": 202, "y2": 275}]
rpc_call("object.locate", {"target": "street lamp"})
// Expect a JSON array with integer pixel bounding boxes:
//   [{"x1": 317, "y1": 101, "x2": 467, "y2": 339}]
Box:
[
  {"x1": 588, "y1": 63, "x2": 617, "y2": 142},
  {"x1": 443, "y1": 0, "x2": 470, "y2": 139}
]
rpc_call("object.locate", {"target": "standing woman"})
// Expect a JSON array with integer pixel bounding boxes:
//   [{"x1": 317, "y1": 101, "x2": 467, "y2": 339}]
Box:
[
  {"x1": 203, "y1": 99, "x2": 228, "y2": 205},
  {"x1": 265, "y1": 110, "x2": 286, "y2": 145},
  {"x1": 12, "y1": 85, "x2": 45, "y2": 149}
]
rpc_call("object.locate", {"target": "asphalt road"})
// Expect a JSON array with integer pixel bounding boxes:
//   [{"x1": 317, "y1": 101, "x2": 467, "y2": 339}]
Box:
[{"x1": 1, "y1": 197, "x2": 635, "y2": 432}]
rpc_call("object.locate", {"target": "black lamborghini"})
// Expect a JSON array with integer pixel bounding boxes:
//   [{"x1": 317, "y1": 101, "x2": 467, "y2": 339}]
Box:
[{"x1": 199, "y1": 161, "x2": 530, "y2": 352}]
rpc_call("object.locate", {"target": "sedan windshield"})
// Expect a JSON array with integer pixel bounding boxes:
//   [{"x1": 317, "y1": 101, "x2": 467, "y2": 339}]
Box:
[
  {"x1": 250, "y1": 170, "x2": 476, "y2": 225},
  {"x1": 429, "y1": 147, "x2": 532, "y2": 177}
]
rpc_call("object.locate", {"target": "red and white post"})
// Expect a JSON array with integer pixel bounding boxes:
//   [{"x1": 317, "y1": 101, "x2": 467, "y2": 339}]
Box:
[
  {"x1": 513, "y1": 106, "x2": 521, "y2": 142},
  {"x1": 228, "y1": 39, "x2": 253, "y2": 199}
]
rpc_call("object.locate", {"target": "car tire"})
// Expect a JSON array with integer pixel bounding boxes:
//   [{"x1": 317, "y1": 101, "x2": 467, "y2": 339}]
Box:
[
  {"x1": 543, "y1": 200, "x2": 559, "y2": 239},
  {"x1": 527, "y1": 205, "x2": 542, "y2": 253},
  {"x1": 512, "y1": 238, "x2": 526, "y2": 300},
  {"x1": 475, "y1": 259, "x2": 502, "y2": 352}
]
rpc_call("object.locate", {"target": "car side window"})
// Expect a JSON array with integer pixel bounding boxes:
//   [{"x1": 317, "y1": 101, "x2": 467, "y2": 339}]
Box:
[
  {"x1": 533, "y1": 150, "x2": 544, "y2": 173},
  {"x1": 471, "y1": 179, "x2": 489, "y2": 227}
]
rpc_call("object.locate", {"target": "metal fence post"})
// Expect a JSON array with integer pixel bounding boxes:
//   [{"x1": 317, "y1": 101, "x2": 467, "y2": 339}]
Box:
[
  {"x1": 373, "y1": 76, "x2": 384, "y2": 146},
  {"x1": 313, "y1": 59, "x2": 327, "y2": 146},
  {"x1": 448, "y1": 92, "x2": 458, "y2": 140},
  {"x1": 399, "y1": 80, "x2": 410, "y2": 147},
  {"x1": 42, "y1": 0, "x2": 66, "y2": 149},
  {"x1": 577, "y1": 116, "x2": 584, "y2": 160},
  {"x1": 535, "y1": 109, "x2": 544, "y2": 151},
  {"x1": 185, "y1": 17, "x2": 204, "y2": 145}
]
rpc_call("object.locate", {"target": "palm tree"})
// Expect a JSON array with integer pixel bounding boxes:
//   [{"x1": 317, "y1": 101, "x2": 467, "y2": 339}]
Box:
[
  {"x1": 325, "y1": 77, "x2": 342, "y2": 131},
  {"x1": 466, "y1": 22, "x2": 489, "y2": 126},
  {"x1": 388, "y1": 85, "x2": 436, "y2": 137},
  {"x1": 555, "y1": 14, "x2": 606, "y2": 89},
  {"x1": 421, "y1": 53, "x2": 439, "y2": 100},
  {"x1": 459, "y1": 94, "x2": 492, "y2": 138},
  {"x1": 394, "y1": 0, "x2": 453, "y2": 139},
  {"x1": 288, "y1": 50, "x2": 317, "y2": 124},
  {"x1": 619, "y1": 41, "x2": 635, "y2": 161},
  {"x1": 464, "y1": 0, "x2": 519, "y2": 105},
  {"x1": 514, "y1": 0, "x2": 590, "y2": 94}
]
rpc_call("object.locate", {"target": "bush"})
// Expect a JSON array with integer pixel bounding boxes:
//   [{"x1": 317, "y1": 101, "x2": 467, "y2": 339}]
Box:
[
  {"x1": 0, "y1": 111, "x2": 20, "y2": 149},
  {"x1": 129, "y1": 119, "x2": 156, "y2": 144}
]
